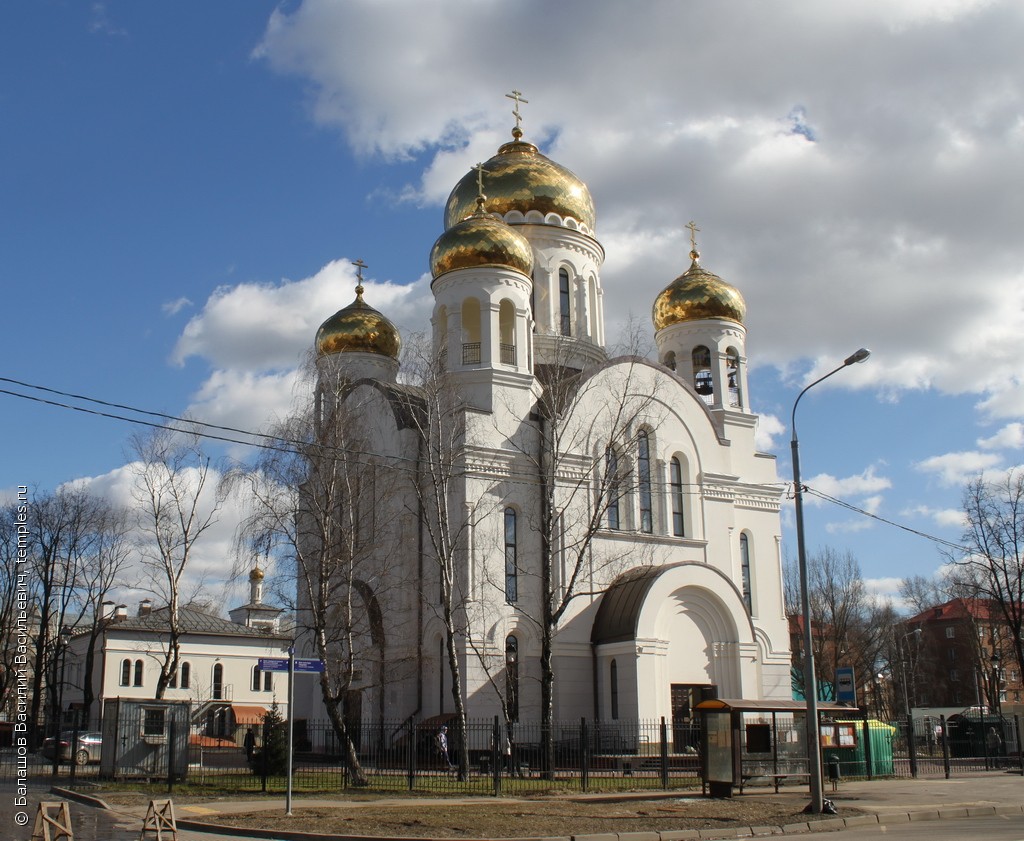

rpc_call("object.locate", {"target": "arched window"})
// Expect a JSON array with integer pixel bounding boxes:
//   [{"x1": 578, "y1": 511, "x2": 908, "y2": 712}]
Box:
[
  {"x1": 499, "y1": 299, "x2": 517, "y2": 365},
  {"x1": 180, "y1": 662, "x2": 191, "y2": 689},
  {"x1": 605, "y1": 448, "x2": 621, "y2": 530},
  {"x1": 120, "y1": 659, "x2": 131, "y2": 686},
  {"x1": 638, "y1": 431, "x2": 653, "y2": 533},
  {"x1": 505, "y1": 635, "x2": 519, "y2": 722},
  {"x1": 664, "y1": 350, "x2": 677, "y2": 372},
  {"x1": 133, "y1": 659, "x2": 143, "y2": 687},
  {"x1": 692, "y1": 346, "x2": 713, "y2": 403},
  {"x1": 251, "y1": 665, "x2": 262, "y2": 692},
  {"x1": 212, "y1": 663, "x2": 224, "y2": 700},
  {"x1": 504, "y1": 508, "x2": 518, "y2": 603},
  {"x1": 727, "y1": 347, "x2": 741, "y2": 407},
  {"x1": 559, "y1": 268, "x2": 571, "y2": 336},
  {"x1": 670, "y1": 457, "x2": 685, "y2": 537},
  {"x1": 740, "y1": 532, "x2": 752, "y2": 613},
  {"x1": 461, "y1": 297, "x2": 481, "y2": 364},
  {"x1": 610, "y1": 659, "x2": 619, "y2": 720}
]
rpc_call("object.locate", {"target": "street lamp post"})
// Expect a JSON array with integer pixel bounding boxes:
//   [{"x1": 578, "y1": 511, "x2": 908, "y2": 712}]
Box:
[
  {"x1": 791, "y1": 347, "x2": 870, "y2": 814},
  {"x1": 50, "y1": 625, "x2": 71, "y2": 776},
  {"x1": 990, "y1": 652, "x2": 1002, "y2": 718}
]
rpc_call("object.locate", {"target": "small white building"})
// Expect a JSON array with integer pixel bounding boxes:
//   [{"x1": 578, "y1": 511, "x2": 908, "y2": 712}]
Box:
[{"x1": 63, "y1": 567, "x2": 291, "y2": 738}]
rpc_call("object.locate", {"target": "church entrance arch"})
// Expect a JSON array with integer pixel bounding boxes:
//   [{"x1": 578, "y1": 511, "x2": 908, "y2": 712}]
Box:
[{"x1": 592, "y1": 563, "x2": 756, "y2": 722}]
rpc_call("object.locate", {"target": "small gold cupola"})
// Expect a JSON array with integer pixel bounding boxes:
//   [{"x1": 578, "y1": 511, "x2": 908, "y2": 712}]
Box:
[
  {"x1": 315, "y1": 260, "x2": 402, "y2": 359},
  {"x1": 652, "y1": 227, "x2": 745, "y2": 331}
]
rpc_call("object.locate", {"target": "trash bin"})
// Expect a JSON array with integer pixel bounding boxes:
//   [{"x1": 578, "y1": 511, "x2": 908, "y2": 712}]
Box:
[{"x1": 827, "y1": 754, "x2": 841, "y2": 789}]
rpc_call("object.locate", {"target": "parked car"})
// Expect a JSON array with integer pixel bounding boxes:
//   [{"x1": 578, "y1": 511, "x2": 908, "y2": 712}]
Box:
[{"x1": 41, "y1": 731, "x2": 102, "y2": 765}]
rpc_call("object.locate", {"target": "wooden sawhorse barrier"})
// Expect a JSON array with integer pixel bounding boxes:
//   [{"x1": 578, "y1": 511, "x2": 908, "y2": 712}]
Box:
[
  {"x1": 139, "y1": 799, "x2": 177, "y2": 841},
  {"x1": 31, "y1": 801, "x2": 73, "y2": 841}
]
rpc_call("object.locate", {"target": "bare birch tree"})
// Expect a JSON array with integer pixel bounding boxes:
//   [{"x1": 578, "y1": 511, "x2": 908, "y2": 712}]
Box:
[
  {"x1": 951, "y1": 470, "x2": 1024, "y2": 691},
  {"x1": 129, "y1": 427, "x2": 223, "y2": 699},
  {"x1": 231, "y1": 363, "x2": 409, "y2": 785}
]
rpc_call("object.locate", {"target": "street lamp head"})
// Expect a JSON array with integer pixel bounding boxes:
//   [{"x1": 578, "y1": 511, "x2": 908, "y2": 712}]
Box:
[{"x1": 844, "y1": 348, "x2": 871, "y2": 366}]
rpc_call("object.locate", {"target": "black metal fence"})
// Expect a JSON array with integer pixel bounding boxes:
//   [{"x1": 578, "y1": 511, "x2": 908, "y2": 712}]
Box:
[{"x1": 2, "y1": 710, "x2": 1021, "y2": 795}]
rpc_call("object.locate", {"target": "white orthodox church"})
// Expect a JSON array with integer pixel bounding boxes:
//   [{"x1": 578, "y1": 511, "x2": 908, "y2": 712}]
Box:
[{"x1": 293, "y1": 107, "x2": 791, "y2": 735}]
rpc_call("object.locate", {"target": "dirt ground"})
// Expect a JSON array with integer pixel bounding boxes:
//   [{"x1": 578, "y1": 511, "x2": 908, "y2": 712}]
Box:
[{"x1": 142, "y1": 792, "x2": 849, "y2": 838}]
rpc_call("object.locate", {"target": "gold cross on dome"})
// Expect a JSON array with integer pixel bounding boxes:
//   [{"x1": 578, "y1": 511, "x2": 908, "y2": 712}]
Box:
[
  {"x1": 685, "y1": 221, "x2": 701, "y2": 252},
  {"x1": 505, "y1": 89, "x2": 529, "y2": 132},
  {"x1": 474, "y1": 162, "x2": 485, "y2": 198},
  {"x1": 352, "y1": 259, "x2": 368, "y2": 282}
]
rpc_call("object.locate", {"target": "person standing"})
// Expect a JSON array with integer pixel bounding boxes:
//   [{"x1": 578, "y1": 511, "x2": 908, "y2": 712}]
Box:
[
  {"x1": 436, "y1": 725, "x2": 454, "y2": 769},
  {"x1": 244, "y1": 726, "x2": 256, "y2": 763}
]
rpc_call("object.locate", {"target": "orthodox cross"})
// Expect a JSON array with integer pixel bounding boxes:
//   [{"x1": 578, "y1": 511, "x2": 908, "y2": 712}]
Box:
[
  {"x1": 475, "y1": 162, "x2": 485, "y2": 198},
  {"x1": 352, "y1": 258, "x2": 368, "y2": 293},
  {"x1": 685, "y1": 221, "x2": 701, "y2": 252},
  {"x1": 506, "y1": 89, "x2": 529, "y2": 132}
]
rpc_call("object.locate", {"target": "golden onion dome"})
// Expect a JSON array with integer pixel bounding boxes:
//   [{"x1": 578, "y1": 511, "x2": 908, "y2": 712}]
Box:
[
  {"x1": 249, "y1": 566, "x2": 264, "y2": 582},
  {"x1": 315, "y1": 285, "x2": 401, "y2": 359},
  {"x1": 430, "y1": 196, "x2": 535, "y2": 280},
  {"x1": 443, "y1": 135, "x2": 595, "y2": 232},
  {"x1": 652, "y1": 250, "x2": 746, "y2": 331}
]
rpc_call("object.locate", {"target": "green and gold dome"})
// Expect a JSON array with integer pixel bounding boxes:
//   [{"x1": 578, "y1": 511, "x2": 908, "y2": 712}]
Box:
[
  {"x1": 443, "y1": 130, "x2": 595, "y2": 233},
  {"x1": 316, "y1": 284, "x2": 401, "y2": 359},
  {"x1": 431, "y1": 195, "x2": 535, "y2": 280},
  {"x1": 652, "y1": 250, "x2": 746, "y2": 331}
]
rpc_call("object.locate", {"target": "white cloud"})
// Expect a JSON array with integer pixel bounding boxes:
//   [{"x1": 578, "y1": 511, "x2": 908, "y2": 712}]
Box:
[
  {"x1": 804, "y1": 465, "x2": 892, "y2": 504},
  {"x1": 64, "y1": 462, "x2": 252, "y2": 611},
  {"x1": 250, "y1": 0, "x2": 1024, "y2": 431},
  {"x1": 902, "y1": 504, "x2": 967, "y2": 529},
  {"x1": 914, "y1": 450, "x2": 1002, "y2": 486},
  {"x1": 162, "y1": 297, "x2": 193, "y2": 317},
  {"x1": 977, "y1": 422, "x2": 1024, "y2": 450},
  {"x1": 754, "y1": 412, "x2": 785, "y2": 452}
]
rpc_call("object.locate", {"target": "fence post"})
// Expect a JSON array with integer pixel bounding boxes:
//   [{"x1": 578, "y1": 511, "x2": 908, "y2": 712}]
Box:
[
  {"x1": 167, "y1": 716, "x2": 176, "y2": 794},
  {"x1": 940, "y1": 715, "x2": 950, "y2": 779},
  {"x1": 492, "y1": 716, "x2": 501, "y2": 797},
  {"x1": 406, "y1": 718, "x2": 416, "y2": 791},
  {"x1": 660, "y1": 717, "x2": 669, "y2": 789},
  {"x1": 261, "y1": 719, "x2": 269, "y2": 793},
  {"x1": 1015, "y1": 715, "x2": 1024, "y2": 776},
  {"x1": 862, "y1": 719, "x2": 872, "y2": 780},
  {"x1": 580, "y1": 718, "x2": 588, "y2": 793},
  {"x1": 906, "y1": 714, "x2": 918, "y2": 779}
]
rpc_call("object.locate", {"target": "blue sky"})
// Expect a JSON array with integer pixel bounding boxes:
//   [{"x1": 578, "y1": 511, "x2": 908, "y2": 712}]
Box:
[{"x1": 3, "y1": 1, "x2": 1022, "y2": 606}]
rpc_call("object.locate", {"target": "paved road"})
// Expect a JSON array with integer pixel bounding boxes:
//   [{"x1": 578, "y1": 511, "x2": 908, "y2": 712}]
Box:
[{"x1": 832, "y1": 814, "x2": 1024, "y2": 840}]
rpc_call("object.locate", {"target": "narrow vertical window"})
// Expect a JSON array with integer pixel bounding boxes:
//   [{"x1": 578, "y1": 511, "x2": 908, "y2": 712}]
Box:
[
  {"x1": 505, "y1": 635, "x2": 519, "y2": 722},
  {"x1": 133, "y1": 659, "x2": 144, "y2": 687},
  {"x1": 121, "y1": 659, "x2": 131, "y2": 686},
  {"x1": 693, "y1": 346, "x2": 713, "y2": 403},
  {"x1": 264, "y1": 671, "x2": 272, "y2": 692},
  {"x1": 638, "y1": 431, "x2": 653, "y2": 533},
  {"x1": 727, "y1": 347, "x2": 741, "y2": 407},
  {"x1": 252, "y1": 665, "x2": 261, "y2": 692},
  {"x1": 180, "y1": 662, "x2": 191, "y2": 689},
  {"x1": 559, "y1": 268, "x2": 571, "y2": 336},
  {"x1": 212, "y1": 663, "x2": 223, "y2": 700},
  {"x1": 610, "y1": 659, "x2": 619, "y2": 720},
  {"x1": 504, "y1": 507, "x2": 518, "y2": 603},
  {"x1": 740, "y1": 533, "x2": 752, "y2": 613},
  {"x1": 670, "y1": 457, "x2": 685, "y2": 537},
  {"x1": 605, "y1": 449, "x2": 620, "y2": 530}
]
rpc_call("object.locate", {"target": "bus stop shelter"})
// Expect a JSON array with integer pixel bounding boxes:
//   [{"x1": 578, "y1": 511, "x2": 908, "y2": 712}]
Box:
[{"x1": 696, "y1": 698, "x2": 854, "y2": 797}]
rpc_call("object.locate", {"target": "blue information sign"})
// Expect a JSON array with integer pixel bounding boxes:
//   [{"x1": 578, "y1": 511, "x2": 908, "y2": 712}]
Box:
[
  {"x1": 294, "y1": 658, "x2": 325, "y2": 673},
  {"x1": 259, "y1": 658, "x2": 290, "y2": 672},
  {"x1": 836, "y1": 666, "x2": 856, "y2": 703}
]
